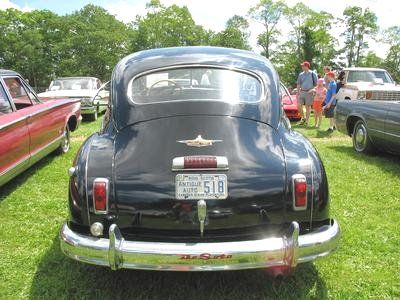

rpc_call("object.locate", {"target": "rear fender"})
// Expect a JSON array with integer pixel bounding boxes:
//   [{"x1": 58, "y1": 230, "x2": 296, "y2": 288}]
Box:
[{"x1": 280, "y1": 127, "x2": 329, "y2": 229}]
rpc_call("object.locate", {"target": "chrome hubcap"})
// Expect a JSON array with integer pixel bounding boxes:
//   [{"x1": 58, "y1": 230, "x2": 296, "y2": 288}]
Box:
[
  {"x1": 355, "y1": 125, "x2": 366, "y2": 150},
  {"x1": 62, "y1": 130, "x2": 70, "y2": 152}
]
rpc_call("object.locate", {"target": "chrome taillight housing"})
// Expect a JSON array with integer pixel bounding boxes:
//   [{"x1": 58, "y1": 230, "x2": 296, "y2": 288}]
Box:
[
  {"x1": 93, "y1": 178, "x2": 109, "y2": 214},
  {"x1": 292, "y1": 174, "x2": 307, "y2": 211}
]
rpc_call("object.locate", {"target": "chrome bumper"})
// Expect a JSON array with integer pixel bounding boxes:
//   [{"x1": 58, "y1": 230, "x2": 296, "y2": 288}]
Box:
[
  {"x1": 60, "y1": 220, "x2": 340, "y2": 271},
  {"x1": 80, "y1": 106, "x2": 96, "y2": 115}
]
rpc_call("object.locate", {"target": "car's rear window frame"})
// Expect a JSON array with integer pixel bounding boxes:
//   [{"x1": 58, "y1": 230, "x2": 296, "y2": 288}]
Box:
[{"x1": 127, "y1": 65, "x2": 266, "y2": 105}]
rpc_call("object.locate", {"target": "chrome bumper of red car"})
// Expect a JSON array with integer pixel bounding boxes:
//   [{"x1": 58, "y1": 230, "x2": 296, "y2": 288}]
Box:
[{"x1": 60, "y1": 220, "x2": 340, "y2": 271}]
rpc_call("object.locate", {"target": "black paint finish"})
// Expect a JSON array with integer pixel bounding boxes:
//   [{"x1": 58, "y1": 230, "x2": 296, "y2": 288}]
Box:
[{"x1": 68, "y1": 47, "x2": 331, "y2": 239}]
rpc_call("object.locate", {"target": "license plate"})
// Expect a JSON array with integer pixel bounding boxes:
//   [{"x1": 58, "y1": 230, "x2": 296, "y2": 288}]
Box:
[{"x1": 175, "y1": 174, "x2": 228, "y2": 200}]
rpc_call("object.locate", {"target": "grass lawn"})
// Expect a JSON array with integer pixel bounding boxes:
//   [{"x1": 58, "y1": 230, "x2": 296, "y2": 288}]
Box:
[{"x1": 1, "y1": 116, "x2": 399, "y2": 299}]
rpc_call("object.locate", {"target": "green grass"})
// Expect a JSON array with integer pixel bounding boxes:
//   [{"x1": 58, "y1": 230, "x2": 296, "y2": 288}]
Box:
[{"x1": 1, "y1": 117, "x2": 400, "y2": 299}]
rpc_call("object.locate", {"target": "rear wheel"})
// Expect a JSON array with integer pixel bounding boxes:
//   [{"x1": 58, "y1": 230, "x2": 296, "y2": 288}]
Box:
[
  {"x1": 352, "y1": 120, "x2": 374, "y2": 154},
  {"x1": 57, "y1": 125, "x2": 70, "y2": 154}
]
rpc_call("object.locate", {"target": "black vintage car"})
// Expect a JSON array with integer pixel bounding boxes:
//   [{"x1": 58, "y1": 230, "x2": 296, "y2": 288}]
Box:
[
  {"x1": 336, "y1": 99, "x2": 400, "y2": 154},
  {"x1": 60, "y1": 47, "x2": 340, "y2": 275}
]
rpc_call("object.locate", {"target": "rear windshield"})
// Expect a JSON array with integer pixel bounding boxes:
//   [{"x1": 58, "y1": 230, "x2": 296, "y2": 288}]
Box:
[{"x1": 129, "y1": 67, "x2": 263, "y2": 104}]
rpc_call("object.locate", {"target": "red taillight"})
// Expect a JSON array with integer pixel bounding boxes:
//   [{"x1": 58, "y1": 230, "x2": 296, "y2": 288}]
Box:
[
  {"x1": 292, "y1": 174, "x2": 307, "y2": 210},
  {"x1": 93, "y1": 178, "x2": 109, "y2": 213}
]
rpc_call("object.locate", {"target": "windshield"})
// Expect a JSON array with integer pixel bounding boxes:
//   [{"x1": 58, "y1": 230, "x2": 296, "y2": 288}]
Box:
[
  {"x1": 347, "y1": 70, "x2": 394, "y2": 84},
  {"x1": 49, "y1": 78, "x2": 96, "y2": 91},
  {"x1": 129, "y1": 67, "x2": 263, "y2": 104}
]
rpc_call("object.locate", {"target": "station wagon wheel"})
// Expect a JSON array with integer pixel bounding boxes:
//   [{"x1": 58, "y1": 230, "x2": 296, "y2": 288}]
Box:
[
  {"x1": 147, "y1": 79, "x2": 182, "y2": 96},
  {"x1": 57, "y1": 124, "x2": 70, "y2": 154},
  {"x1": 88, "y1": 106, "x2": 98, "y2": 121},
  {"x1": 352, "y1": 120, "x2": 374, "y2": 154}
]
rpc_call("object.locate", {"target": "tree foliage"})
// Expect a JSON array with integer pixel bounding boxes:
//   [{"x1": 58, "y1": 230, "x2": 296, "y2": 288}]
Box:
[
  {"x1": 382, "y1": 26, "x2": 400, "y2": 82},
  {"x1": 132, "y1": 1, "x2": 207, "y2": 50},
  {"x1": 248, "y1": 0, "x2": 286, "y2": 59},
  {"x1": 341, "y1": 6, "x2": 378, "y2": 67},
  {"x1": 0, "y1": 1, "x2": 396, "y2": 89},
  {"x1": 211, "y1": 15, "x2": 250, "y2": 50}
]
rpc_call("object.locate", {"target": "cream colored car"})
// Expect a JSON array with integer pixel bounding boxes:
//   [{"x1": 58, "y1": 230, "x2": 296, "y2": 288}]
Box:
[{"x1": 337, "y1": 67, "x2": 400, "y2": 101}]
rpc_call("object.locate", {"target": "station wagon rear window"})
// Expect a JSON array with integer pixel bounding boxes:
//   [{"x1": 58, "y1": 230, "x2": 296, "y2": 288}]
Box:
[{"x1": 129, "y1": 67, "x2": 263, "y2": 104}]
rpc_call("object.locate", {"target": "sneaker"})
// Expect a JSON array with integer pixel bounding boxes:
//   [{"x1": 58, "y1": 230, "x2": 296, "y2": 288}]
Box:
[
  {"x1": 326, "y1": 128, "x2": 334, "y2": 133},
  {"x1": 299, "y1": 119, "x2": 306, "y2": 125}
]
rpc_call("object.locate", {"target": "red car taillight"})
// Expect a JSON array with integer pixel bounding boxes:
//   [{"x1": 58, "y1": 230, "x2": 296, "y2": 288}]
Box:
[
  {"x1": 93, "y1": 178, "x2": 109, "y2": 214},
  {"x1": 292, "y1": 174, "x2": 307, "y2": 210}
]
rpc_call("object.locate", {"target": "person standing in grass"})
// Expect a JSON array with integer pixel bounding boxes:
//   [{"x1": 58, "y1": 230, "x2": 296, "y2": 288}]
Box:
[
  {"x1": 323, "y1": 71, "x2": 337, "y2": 133},
  {"x1": 323, "y1": 66, "x2": 332, "y2": 89},
  {"x1": 312, "y1": 78, "x2": 326, "y2": 128},
  {"x1": 296, "y1": 61, "x2": 317, "y2": 126}
]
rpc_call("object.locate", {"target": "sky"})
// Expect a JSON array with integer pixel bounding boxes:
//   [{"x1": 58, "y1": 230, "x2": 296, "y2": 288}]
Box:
[{"x1": 1, "y1": 0, "x2": 398, "y2": 58}]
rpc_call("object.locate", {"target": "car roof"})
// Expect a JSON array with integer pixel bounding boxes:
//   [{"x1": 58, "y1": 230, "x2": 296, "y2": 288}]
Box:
[
  {"x1": 0, "y1": 69, "x2": 21, "y2": 76},
  {"x1": 112, "y1": 46, "x2": 281, "y2": 130},
  {"x1": 343, "y1": 67, "x2": 387, "y2": 72},
  {"x1": 53, "y1": 77, "x2": 99, "y2": 80},
  {"x1": 114, "y1": 46, "x2": 274, "y2": 79}
]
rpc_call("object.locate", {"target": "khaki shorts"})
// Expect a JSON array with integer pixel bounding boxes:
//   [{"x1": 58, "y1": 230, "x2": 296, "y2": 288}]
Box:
[{"x1": 299, "y1": 91, "x2": 314, "y2": 106}]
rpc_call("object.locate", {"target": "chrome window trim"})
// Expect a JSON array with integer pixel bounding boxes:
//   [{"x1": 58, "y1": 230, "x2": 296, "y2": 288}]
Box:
[
  {"x1": 126, "y1": 64, "x2": 266, "y2": 106},
  {"x1": 2, "y1": 75, "x2": 35, "y2": 106},
  {"x1": 0, "y1": 77, "x2": 17, "y2": 112}
]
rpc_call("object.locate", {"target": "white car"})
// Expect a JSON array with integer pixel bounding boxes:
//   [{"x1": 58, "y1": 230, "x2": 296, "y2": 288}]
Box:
[
  {"x1": 337, "y1": 68, "x2": 400, "y2": 101},
  {"x1": 38, "y1": 77, "x2": 108, "y2": 121}
]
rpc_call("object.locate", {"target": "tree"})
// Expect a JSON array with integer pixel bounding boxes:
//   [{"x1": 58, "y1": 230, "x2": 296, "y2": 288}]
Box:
[
  {"x1": 248, "y1": 0, "x2": 286, "y2": 59},
  {"x1": 0, "y1": 9, "x2": 64, "y2": 89},
  {"x1": 382, "y1": 26, "x2": 400, "y2": 82},
  {"x1": 341, "y1": 6, "x2": 378, "y2": 67},
  {"x1": 358, "y1": 51, "x2": 383, "y2": 68},
  {"x1": 211, "y1": 15, "x2": 250, "y2": 50},
  {"x1": 273, "y1": 3, "x2": 336, "y2": 84},
  {"x1": 132, "y1": 1, "x2": 207, "y2": 50},
  {"x1": 57, "y1": 5, "x2": 133, "y2": 81}
]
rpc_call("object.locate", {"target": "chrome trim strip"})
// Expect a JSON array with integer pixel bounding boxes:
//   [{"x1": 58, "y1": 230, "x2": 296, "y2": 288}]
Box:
[
  {"x1": 0, "y1": 154, "x2": 29, "y2": 178},
  {"x1": 126, "y1": 64, "x2": 266, "y2": 105},
  {"x1": 0, "y1": 115, "x2": 29, "y2": 131},
  {"x1": 370, "y1": 128, "x2": 400, "y2": 139},
  {"x1": 59, "y1": 219, "x2": 340, "y2": 271},
  {"x1": 29, "y1": 135, "x2": 63, "y2": 159},
  {"x1": 0, "y1": 99, "x2": 79, "y2": 131},
  {"x1": 0, "y1": 135, "x2": 62, "y2": 180}
]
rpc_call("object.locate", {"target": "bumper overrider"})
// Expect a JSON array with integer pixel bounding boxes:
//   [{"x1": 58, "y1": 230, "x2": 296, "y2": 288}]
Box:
[{"x1": 60, "y1": 220, "x2": 340, "y2": 271}]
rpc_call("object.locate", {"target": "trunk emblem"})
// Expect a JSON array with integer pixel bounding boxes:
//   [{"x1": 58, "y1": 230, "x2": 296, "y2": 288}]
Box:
[
  {"x1": 177, "y1": 135, "x2": 222, "y2": 147},
  {"x1": 197, "y1": 200, "x2": 207, "y2": 237}
]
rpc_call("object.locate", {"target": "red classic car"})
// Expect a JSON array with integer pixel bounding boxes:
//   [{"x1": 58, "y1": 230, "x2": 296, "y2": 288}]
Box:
[
  {"x1": 281, "y1": 84, "x2": 301, "y2": 121},
  {"x1": 0, "y1": 69, "x2": 81, "y2": 186}
]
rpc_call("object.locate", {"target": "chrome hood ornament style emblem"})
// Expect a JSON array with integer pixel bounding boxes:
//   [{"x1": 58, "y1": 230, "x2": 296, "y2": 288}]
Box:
[
  {"x1": 197, "y1": 200, "x2": 207, "y2": 237},
  {"x1": 177, "y1": 135, "x2": 222, "y2": 147}
]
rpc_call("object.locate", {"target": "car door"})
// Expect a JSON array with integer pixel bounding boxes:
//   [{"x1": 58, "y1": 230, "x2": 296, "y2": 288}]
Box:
[
  {"x1": 384, "y1": 100, "x2": 400, "y2": 153},
  {"x1": 0, "y1": 78, "x2": 30, "y2": 185},
  {"x1": 3, "y1": 76, "x2": 65, "y2": 165}
]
